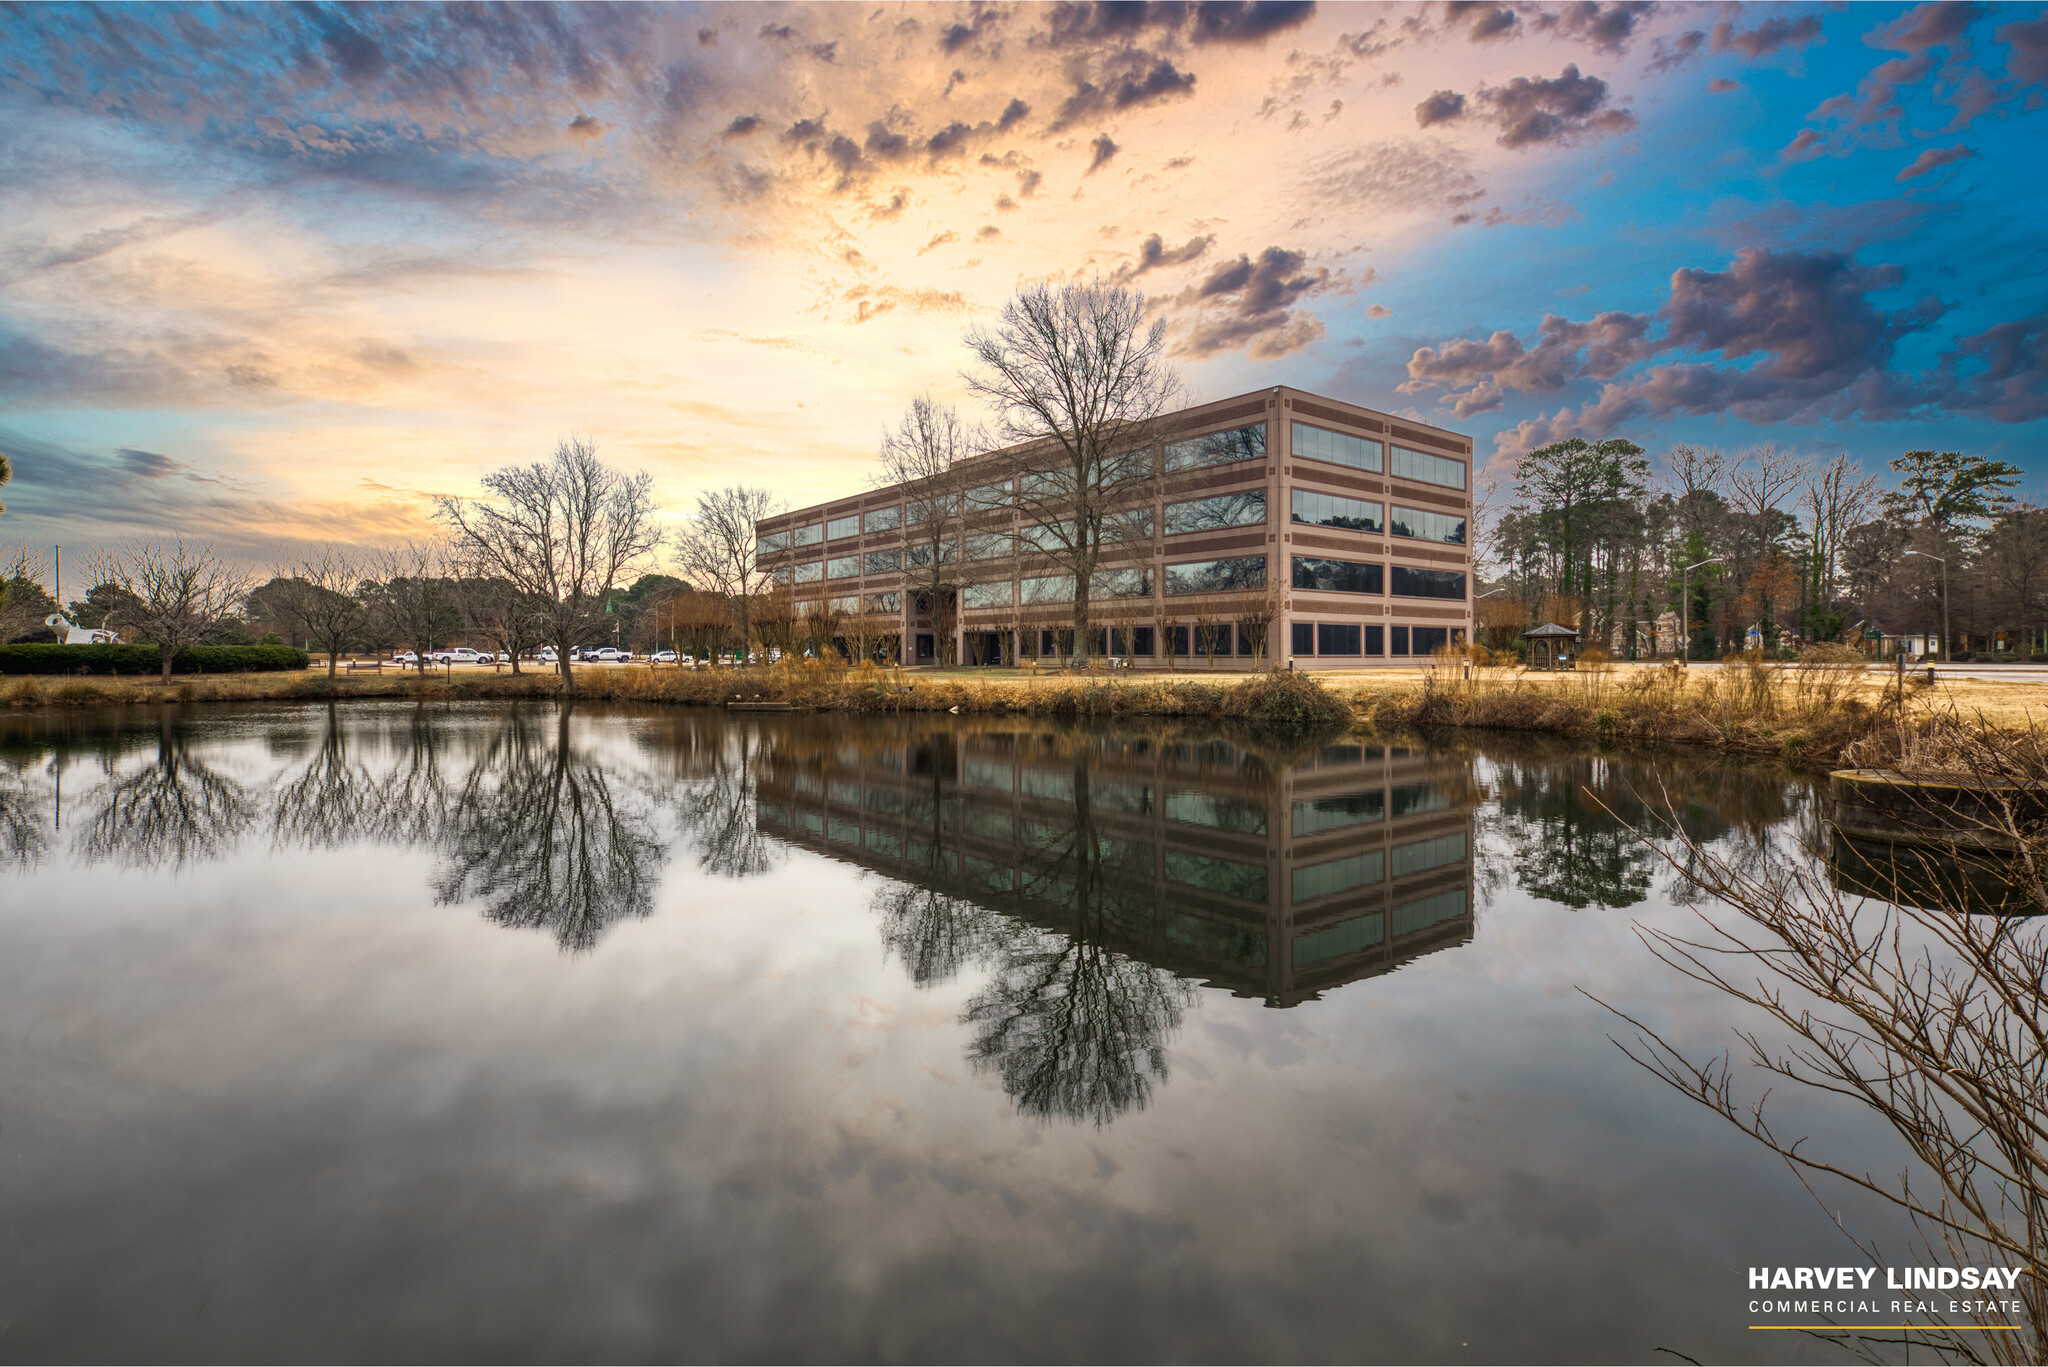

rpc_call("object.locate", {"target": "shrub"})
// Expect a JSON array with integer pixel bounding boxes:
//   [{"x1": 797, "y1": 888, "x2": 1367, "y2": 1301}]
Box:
[
  {"x1": 1952, "y1": 650, "x2": 1974, "y2": 663},
  {"x1": 1220, "y1": 668, "x2": 1349, "y2": 729},
  {"x1": 0, "y1": 643, "x2": 308, "y2": 675}
]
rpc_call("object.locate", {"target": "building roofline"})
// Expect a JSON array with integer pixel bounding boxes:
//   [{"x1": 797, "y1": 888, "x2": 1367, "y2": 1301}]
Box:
[{"x1": 760, "y1": 385, "x2": 1473, "y2": 532}]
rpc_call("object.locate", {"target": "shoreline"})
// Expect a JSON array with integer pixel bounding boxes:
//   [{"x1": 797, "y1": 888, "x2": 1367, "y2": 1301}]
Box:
[{"x1": 3, "y1": 659, "x2": 2012, "y2": 768}]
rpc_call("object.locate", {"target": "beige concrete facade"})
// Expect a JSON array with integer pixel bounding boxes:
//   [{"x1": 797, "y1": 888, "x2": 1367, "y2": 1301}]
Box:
[{"x1": 757, "y1": 386, "x2": 1474, "y2": 669}]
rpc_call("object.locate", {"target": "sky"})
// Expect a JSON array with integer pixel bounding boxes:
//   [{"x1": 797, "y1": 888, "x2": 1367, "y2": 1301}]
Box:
[{"x1": 1, "y1": 0, "x2": 2045, "y2": 565}]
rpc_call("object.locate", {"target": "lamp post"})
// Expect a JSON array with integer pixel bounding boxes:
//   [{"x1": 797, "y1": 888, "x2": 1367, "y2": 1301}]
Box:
[
  {"x1": 1902, "y1": 548, "x2": 1950, "y2": 664},
  {"x1": 1681, "y1": 558, "x2": 1721, "y2": 667},
  {"x1": 1470, "y1": 587, "x2": 1510, "y2": 676}
]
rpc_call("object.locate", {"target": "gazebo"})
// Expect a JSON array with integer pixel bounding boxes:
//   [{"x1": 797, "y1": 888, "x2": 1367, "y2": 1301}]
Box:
[{"x1": 1524, "y1": 621, "x2": 1581, "y2": 671}]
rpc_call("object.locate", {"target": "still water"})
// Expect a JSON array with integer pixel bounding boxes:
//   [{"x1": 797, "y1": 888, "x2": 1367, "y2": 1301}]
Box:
[{"x1": 0, "y1": 702, "x2": 1908, "y2": 1363}]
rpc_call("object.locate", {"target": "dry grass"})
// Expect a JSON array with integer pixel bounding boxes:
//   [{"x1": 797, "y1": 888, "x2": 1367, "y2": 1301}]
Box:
[{"x1": 7, "y1": 653, "x2": 2038, "y2": 767}]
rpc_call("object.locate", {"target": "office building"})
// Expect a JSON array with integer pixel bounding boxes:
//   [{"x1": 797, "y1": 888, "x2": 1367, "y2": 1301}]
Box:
[{"x1": 757, "y1": 385, "x2": 1474, "y2": 668}]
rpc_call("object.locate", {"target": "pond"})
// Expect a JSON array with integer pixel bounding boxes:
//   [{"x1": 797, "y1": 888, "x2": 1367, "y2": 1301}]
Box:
[{"x1": 0, "y1": 701, "x2": 1917, "y2": 1363}]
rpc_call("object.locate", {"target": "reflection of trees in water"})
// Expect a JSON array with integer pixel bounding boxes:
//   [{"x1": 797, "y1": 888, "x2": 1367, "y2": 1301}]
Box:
[
  {"x1": 269, "y1": 704, "x2": 383, "y2": 849},
  {"x1": 0, "y1": 755, "x2": 51, "y2": 869},
  {"x1": 74, "y1": 719, "x2": 257, "y2": 870},
  {"x1": 1476, "y1": 741, "x2": 1810, "y2": 911},
  {"x1": 672, "y1": 727, "x2": 781, "y2": 879},
  {"x1": 868, "y1": 747, "x2": 1194, "y2": 1125},
  {"x1": 874, "y1": 884, "x2": 1011, "y2": 988},
  {"x1": 431, "y1": 707, "x2": 666, "y2": 952},
  {"x1": 966, "y1": 931, "x2": 1191, "y2": 1125}
]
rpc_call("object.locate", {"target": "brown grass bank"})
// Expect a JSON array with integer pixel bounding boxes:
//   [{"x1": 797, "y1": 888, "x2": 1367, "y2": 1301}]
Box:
[{"x1": 2, "y1": 655, "x2": 2014, "y2": 767}]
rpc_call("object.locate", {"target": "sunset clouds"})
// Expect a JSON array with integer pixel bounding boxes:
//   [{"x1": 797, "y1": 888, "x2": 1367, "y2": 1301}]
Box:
[{"x1": 0, "y1": 1, "x2": 2044, "y2": 559}]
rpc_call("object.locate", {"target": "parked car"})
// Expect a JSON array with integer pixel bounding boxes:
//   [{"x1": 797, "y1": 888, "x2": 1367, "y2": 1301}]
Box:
[
  {"x1": 650, "y1": 650, "x2": 678, "y2": 664},
  {"x1": 587, "y1": 646, "x2": 630, "y2": 663},
  {"x1": 443, "y1": 647, "x2": 488, "y2": 665},
  {"x1": 534, "y1": 648, "x2": 558, "y2": 665},
  {"x1": 392, "y1": 651, "x2": 418, "y2": 666}
]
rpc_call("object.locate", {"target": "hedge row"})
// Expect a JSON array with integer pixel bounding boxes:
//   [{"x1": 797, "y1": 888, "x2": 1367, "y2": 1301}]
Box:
[{"x1": 0, "y1": 643, "x2": 310, "y2": 675}]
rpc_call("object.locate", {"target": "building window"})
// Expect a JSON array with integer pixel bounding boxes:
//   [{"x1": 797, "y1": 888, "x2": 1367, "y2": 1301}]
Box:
[
  {"x1": 793, "y1": 524, "x2": 823, "y2": 547},
  {"x1": 1393, "y1": 782, "x2": 1454, "y2": 818},
  {"x1": 1292, "y1": 556, "x2": 1383, "y2": 595},
  {"x1": 865, "y1": 505, "x2": 901, "y2": 533},
  {"x1": 864, "y1": 550, "x2": 901, "y2": 574},
  {"x1": 1022, "y1": 575, "x2": 1073, "y2": 604},
  {"x1": 1391, "y1": 445, "x2": 1467, "y2": 490},
  {"x1": 1293, "y1": 422, "x2": 1382, "y2": 473},
  {"x1": 1091, "y1": 567, "x2": 1153, "y2": 598},
  {"x1": 794, "y1": 560, "x2": 823, "y2": 584},
  {"x1": 1165, "y1": 790, "x2": 1268, "y2": 835},
  {"x1": 827, "y1": 556, "x2": 860, "y2": 580},
  {"x1": 757, "y1": 530, "x2": 792, "y2": 556},
  {"x1": 865, "y1": 592, "x2": 901, "y2": 613},
  {"x1": 1165, "y1": 489, "x2": 1266, "y2": 535},
  {"x1": 904, "y1": 542, "x2": 955, "y2": 568},
  {"x1": 828, "y1": 595, "x2": 859, "y2": 614},
  {"x1": 1292, "y1": 852, "x2": 1386, "y2": 906},
  {"x1": 1164, "y1": 556, "x2": 1267, "y2": 595},
  {"x1": 1411, "y1": 626, "x2": 1455, "y2": 655},
  {"x1": 965, "y1": 532, "x2": 1011, "y2": 560},
  {"x1": 1392, "y1": 626, "x2": 1409, "y2": 655},
  {"x1": 1391, "y1": 505, "x2": 1467, "y2": 545},
  {"x1": 1292, "y1": 911, "x2": 1385, "y2": 963},
  {"x1": 1291, "y1": 489, "x2": 1383, "y2": 534},
  {"x1": 1391, "y1": 566, "x2": 1466, "y2": 600},
  {"x1": 967, "y1": 480, "x2": 1010, "y2": 510},
  {"x1": 1019, "y1": 522, "x2": 1066, "y2": 553},
  {"x1": 1393, "y1": 888, "x2": 1467, "y2": 937},
  {"x1": 1162, "y1": 850, "x2": 1268, "y2": 902},
  {"x1": 1317, "y1": 622, "x2": 1362, "y2": 655},
  {"x1": 770, "y1": 565, "x2": 792, "y2": 586},
  {"x1": 1291, "y1": 789, "x2": 1385, "y2": 836},
  {"x1": 1292, "y1": 621, "x2": 1314, "y2": 655},
  {"x1": 962, "y1": 582, "x2": 1010, "y2": 610},
  {"x1": 1364, "y1": 624, "x2": 1385, "y2": 656},
  {"x1": 1392, "y1": 831, "x2": 1468, "y2": 878},
  {"x1": 1130, "y1": 626, "x2": 1156, "y2": 656},
  {"x1": 827, "y1": 514, "x2": 861, "y2": 541},
  {"x1": 1165, "y1": 421, "x2": 1268, "y2": 473},
  {"x1": 1194, "y1": 622, "x2": 1234, "y2": 657}
]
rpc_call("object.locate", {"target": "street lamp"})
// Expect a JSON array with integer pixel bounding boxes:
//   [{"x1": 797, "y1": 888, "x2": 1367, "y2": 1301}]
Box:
[
  {"x1": 1681, "y1": 558, "x2": 1721, "y2": 667},
  {"x1": 1902, "y1": 548, "x2": 1950, "y2": 664}
]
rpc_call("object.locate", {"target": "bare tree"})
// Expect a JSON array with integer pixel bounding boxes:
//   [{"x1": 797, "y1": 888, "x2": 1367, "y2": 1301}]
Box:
[
  {"x1": 753, "y1": 586, "x2": 800, "y2": 663},
  {"x1": 964, "y1": 279, "x2": 1179, "y2": 664},
  {"x1": 94, "y1": 541, "x2": 253, "y2": 682},
  {"x1": 436, "y1": 437, "x2": 661, "y2": 692},
  {"x1": 881, "y1": 394, "x2": 977, "y2": 666},
  {"x1": 1195, "y1": 601, "x2": 1224, "y2": 670},
  {"x1": 802, "y1": 596, "x2": 845, "y2": 662},
  {"x1": 1659, "y1": 443, "x2": 1729, "y2": 503},
  {"x1": 267, "y1": 545, "x2": 370, "y2": 677},
  {"x1": 447, "y1": 555, "x2": 548, "y2": 673},
  {"x1": 673, "y1": 485, "x2": 782, "y2": 668},
  {"x1": 366, "y1": 540, "x2": 455, "y2": 672},
  {"x1": 1596, "y1": 713, "x2": 2048, "y2": 1364},
  {"x1": 1799, "y1": 452, "x2": 1882, "y2": 642},
  {"x1": 1235, "y1": 585, "x2": 1281, "y2": 669}
]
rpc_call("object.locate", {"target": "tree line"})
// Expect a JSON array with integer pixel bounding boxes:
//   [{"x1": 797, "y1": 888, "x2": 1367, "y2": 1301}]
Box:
[{"x1": 1483, "y1": 437, "x2": 2037, "y2": 660}]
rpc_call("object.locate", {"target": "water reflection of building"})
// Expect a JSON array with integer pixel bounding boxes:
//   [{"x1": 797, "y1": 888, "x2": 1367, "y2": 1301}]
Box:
[{"x1": 754, "y1": 725, "x2": 1475, "y2": 1006}]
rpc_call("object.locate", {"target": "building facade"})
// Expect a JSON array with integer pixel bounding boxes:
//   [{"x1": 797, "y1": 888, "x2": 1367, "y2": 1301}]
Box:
[
  {"x1": 751, "y1": 718, "x2": 1476, "y2": 1010},
  {"x1": 757, "y1": 385, "x2": 1474, "y2": 669}
]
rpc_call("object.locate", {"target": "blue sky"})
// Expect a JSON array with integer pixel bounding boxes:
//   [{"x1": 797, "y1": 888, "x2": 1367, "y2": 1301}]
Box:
[{"x1": 0, "y1": 1, "x2": 2043, "y2": 559}]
